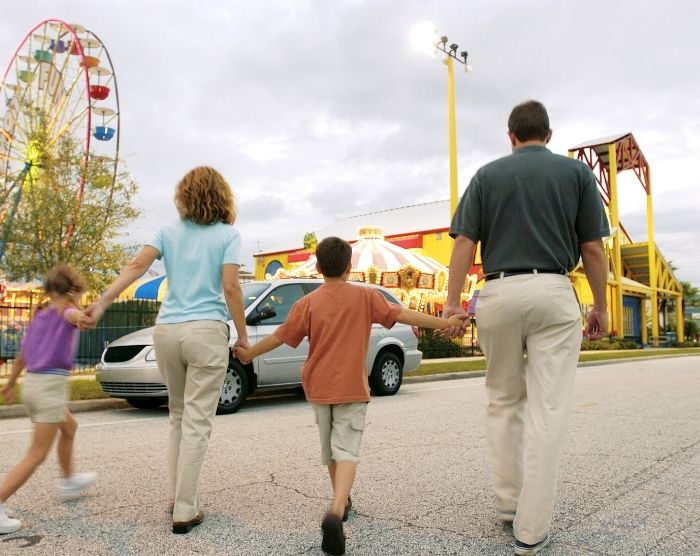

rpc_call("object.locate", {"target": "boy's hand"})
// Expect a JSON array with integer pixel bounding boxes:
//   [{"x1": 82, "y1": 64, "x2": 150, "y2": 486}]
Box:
[
  {"x1": 233, "y1": 346, "x2": 252, "y2": 364},
  {"x1": 1, "y1": 381, "x2": 15, "y2": 404}
]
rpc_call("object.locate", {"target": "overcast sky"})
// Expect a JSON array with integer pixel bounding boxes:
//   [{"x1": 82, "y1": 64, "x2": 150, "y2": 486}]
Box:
[{"x1": 2, "y1": 0, "x2": 699, "y2": 285}]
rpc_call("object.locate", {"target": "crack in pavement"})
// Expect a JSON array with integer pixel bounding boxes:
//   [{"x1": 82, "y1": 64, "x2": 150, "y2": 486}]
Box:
[
  {"x1": 643, "y1": 515, "x2": 700, "y2": 555},
  {"x1": 559, "y1": 438, "x2": 700, "y2": 531}
]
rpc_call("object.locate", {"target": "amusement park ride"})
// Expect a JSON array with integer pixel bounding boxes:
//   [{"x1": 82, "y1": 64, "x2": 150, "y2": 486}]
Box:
[{"x1": 0, "y1": 19, "x2": 120, "y2": 264}]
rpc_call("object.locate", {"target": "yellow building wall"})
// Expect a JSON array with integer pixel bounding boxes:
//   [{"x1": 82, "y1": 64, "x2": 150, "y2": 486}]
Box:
[
  {"x1": 422, "y1": 231, "x2": 482, "y2": 266},
  {"x1": 421, "y1": 232, "x2": 452, "y2": 266}
]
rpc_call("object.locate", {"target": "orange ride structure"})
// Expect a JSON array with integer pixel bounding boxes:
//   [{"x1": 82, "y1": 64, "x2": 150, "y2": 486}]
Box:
[
  {"x1": 0, "y1": 19, "x2": 120, "y2": 261},
  {"x1": 569, "y1": 133, "x2": 683, "y2": 345}
]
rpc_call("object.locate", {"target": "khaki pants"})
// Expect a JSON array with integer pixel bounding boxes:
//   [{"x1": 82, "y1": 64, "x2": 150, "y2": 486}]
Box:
[
  {"x1": 154, "y1": 320, "x2": 229, "y2": 523},
  {"x1": 476, "y1": 273, "x2": 582, "y2": 544}
]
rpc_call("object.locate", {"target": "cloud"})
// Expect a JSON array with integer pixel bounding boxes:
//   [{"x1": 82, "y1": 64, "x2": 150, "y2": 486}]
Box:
[{"x1": 1, "y1": 0, "x2": 699, "y2": 286}]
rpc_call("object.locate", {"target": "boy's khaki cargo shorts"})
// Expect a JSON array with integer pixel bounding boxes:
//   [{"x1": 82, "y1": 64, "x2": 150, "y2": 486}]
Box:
[{"x1": 312, "y1": 402, "x2": 368, "y2": 465}]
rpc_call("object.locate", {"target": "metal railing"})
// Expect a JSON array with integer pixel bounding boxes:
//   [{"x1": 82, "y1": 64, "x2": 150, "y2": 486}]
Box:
[{"x1": 0, "y1": 300, "x2": 160, "y2": 377}]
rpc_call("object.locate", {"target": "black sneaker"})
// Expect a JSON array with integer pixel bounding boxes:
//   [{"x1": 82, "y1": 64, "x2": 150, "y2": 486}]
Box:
[{"x1": 514, "y1": 532, "x2": 551, "y2": 555}]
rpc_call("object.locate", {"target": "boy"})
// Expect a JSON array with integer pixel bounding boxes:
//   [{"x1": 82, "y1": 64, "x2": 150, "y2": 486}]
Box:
[{"x1": 235, "y1": 237, "x2": 465, "y2": 555}]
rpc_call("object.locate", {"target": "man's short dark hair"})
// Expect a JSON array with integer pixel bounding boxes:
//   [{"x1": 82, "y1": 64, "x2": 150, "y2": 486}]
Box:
[
  {"x1": 315, "y1": 236, "x2": 352, "y2": 277},
  {"x1": 508, "y1": 100, "x2": 550, "y2": 142}
]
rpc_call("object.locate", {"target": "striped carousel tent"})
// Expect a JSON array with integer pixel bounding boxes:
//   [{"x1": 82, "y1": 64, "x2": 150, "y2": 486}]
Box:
[
  {"x1": 118, "y1": 274, "x2": 168, "y2": 301},
  {"x1": 285, "y1": 225, "x2": 450, "y2": 293}
]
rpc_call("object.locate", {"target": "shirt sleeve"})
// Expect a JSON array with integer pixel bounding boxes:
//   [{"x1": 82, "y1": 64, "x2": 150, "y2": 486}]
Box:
[
  {"x1": 449, "y1": 172, "x2": 481, "y2": 243},
  {"x1": 62, "y1": 306, "x2": 80, "y2": 326},
  {"x1": 223, "y1": 228, "x2": 242, "y2": 265},
  {"x1": 575, "y1": 164, "x2": 611, "y2": 243},
  {"x1": 369, "y1": 289, "x2": 402, "y2": 329},
  {"x1": 273, "y1": 298, "x2": 308, "y2": 348},
  {"x1": 145, "y1": 228, "x2": 164, "y2": 260}
]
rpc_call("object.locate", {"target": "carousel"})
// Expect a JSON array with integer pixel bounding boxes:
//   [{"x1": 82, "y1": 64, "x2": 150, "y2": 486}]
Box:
[{"x1": 274, "y1": 225, "x2": 478, "y2": 314}]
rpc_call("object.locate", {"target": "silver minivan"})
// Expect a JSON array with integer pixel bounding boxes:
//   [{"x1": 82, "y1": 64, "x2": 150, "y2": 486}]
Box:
[{"x1": 96, "y1": 279, "x2": 423, "y2": 414}]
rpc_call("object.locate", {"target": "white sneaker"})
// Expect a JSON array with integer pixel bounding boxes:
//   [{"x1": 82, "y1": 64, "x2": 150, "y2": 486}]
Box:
[
  {"x1": 0, "y1": 504, "x2": 21, "y2": 534},
  {"x1": 60, "y1": 472, "x2": 97, "y2": 500}
]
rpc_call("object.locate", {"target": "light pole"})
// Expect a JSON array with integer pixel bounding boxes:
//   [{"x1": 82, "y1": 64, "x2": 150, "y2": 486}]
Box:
[{"x1": 410, "y1": 22, "x2": 472, "y2": 217}]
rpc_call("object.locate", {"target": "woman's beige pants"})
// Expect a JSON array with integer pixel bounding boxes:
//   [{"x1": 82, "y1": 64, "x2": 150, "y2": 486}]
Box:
[{"x1": 154, "y1": 320, "x2": 229, "y2": 523}]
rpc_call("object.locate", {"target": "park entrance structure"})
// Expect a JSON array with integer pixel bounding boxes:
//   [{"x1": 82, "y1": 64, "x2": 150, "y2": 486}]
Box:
[{"x1": 569, "y1": 133, "x2": 683, "y2": 345}]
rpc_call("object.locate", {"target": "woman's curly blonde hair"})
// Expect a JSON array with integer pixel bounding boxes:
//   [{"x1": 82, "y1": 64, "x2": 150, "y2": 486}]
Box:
[{"x1": 174, "y1": 166, "x2": 236, "y2": 225}]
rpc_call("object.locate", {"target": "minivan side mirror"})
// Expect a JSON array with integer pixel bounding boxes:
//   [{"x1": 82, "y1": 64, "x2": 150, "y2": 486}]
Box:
[{"x1": 246, "y1": 306, "x2": 277, "y2": 326}]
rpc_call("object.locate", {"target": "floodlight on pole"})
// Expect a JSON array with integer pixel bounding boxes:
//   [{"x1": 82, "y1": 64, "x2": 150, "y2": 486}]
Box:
[{"x1": 410, "y1": 22, "x2": 472, "y2": 217}]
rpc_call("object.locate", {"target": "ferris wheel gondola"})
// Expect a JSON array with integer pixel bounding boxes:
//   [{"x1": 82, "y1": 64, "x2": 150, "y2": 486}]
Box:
[{"x1": 0, "y1": 19, "x2": 120, "y2": 260}]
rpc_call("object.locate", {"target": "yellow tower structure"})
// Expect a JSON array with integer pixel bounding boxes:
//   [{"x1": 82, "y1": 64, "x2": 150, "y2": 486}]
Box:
[{"x1": 568, "y1": 133, "x2": 683, "y2": 345}]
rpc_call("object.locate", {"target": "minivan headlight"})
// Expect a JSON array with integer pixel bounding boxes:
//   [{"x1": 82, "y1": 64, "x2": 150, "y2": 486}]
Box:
[{"x1": 145, "y1": 347, "x2": 157, "y2": 361}]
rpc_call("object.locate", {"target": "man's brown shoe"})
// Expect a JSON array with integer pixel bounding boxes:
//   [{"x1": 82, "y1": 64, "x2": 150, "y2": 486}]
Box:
[
  {"x1": 321, "y1": 513, "x2": 345, "y2": 555},
  {"x1": 172, "y1": 511, "x2": 204, "y2": 534}
]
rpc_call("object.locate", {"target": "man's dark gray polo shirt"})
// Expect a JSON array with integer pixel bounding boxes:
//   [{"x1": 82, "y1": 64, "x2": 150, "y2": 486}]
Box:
[{"x1": 449, "y1": 145, "x2": 610, "y2": 274}]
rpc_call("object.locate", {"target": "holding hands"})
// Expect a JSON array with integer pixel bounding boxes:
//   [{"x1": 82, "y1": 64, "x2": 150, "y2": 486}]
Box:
[{"x1": 442, "y1": 304, "x2": 470, "y2": 338}]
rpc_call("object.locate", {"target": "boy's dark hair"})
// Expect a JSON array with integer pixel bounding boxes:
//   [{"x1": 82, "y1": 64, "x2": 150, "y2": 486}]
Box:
[
  {"x1": 315, "y1": 237, "x2": 352, "y2": 277},
  {"x1": 44, "y1": 263, "x2": 86, "y2": 296},
  {"x1": 507, "y1": 100, "x2": 550, "y2": 142}
]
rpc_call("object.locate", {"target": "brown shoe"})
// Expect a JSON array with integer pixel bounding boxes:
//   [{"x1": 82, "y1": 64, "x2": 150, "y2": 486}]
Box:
[
  {"x1": 321, "y1": 513, "x2": 345, "y2": 555},
  {"x1": 172, "y1": 511, "x2": 204, "y2": 534}
]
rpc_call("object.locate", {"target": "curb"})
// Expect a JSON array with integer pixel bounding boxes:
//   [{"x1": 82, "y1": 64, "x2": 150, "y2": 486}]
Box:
[{"x1": 0, "y1": 398, "x2": 129, "y2": 419}]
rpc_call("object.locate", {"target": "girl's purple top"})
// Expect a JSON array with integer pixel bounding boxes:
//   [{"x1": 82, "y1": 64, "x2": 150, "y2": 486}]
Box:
[{"x1": 21, "y1": 306, "x2": 79, "y2": 375}]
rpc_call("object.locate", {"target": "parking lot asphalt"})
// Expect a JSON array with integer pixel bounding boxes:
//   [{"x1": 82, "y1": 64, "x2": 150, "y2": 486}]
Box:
[{"x1": 0, "y1": 356, "x2": 698, "y2": 555}]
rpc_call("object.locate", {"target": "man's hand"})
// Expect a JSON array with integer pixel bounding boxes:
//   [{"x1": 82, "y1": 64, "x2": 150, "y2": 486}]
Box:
[
  {"x1": 442, "y1": 304, "x2": 469, "y2": 338},
  {"x1": 585, "y1": 307, "x2": 608, "y2": 340},
  {"x1": 1, "y1": 381, "x2": 15, "y2": 404}
]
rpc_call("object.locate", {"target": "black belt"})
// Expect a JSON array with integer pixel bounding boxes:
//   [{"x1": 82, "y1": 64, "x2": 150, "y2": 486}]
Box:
[{"x1": 484, "y1": 269, "x2": 567, "y2": 281}]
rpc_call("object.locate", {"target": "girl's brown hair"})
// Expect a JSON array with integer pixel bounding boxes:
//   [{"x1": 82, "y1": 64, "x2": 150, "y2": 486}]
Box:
[
  {"x1": 44, "y1": 263, "x2": 86, "y2": 296},
  {"x1": 174, "y1": 166, "x2": 236, "y2": 225}
]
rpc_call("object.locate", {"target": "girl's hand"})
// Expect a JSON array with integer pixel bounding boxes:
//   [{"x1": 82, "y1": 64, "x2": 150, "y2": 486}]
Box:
[{"x1": 1, "y1": 382, "x2": 15, "y2": 404}]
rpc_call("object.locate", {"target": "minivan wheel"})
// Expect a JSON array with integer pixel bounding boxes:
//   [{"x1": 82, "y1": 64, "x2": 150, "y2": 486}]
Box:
[
  {"x1": 369, "y1": 351, "x2": 403, "y2": 396},
  {"x1": 217, "y1": 359, "x2": 249, "y2": 414}
]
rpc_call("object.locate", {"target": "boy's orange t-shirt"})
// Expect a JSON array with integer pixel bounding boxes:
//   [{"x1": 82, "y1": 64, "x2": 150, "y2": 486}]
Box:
[{"x1": 273, "y1": 281, "x2": 402, "y2": 404}]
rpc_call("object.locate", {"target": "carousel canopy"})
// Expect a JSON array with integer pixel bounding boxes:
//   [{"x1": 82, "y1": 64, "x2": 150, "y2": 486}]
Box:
[{"x1": 284, "y1": 225, "x2": 449, "y2": 293}]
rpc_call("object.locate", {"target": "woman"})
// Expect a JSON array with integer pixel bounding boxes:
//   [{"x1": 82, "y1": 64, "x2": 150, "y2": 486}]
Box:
[{"x1": 89, "y1": 166, "x2": 249, "y2": 534}]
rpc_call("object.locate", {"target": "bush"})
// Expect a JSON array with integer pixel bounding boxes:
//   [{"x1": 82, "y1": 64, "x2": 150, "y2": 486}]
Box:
[
  {"x1": 417, "y1": 328, "x2": 480, "y2": 358},
  {"x1": 581, "y1": 338, "x2": 640, "y2": 350}
]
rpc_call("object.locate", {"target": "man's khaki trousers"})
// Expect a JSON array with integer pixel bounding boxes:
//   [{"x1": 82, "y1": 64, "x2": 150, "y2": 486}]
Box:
[
  {"x1": 476, "y1": 273, "x2": 582, "y2": 544},
  {"x1": 154, "y1": 320, "x2": 229, "y2": 523}
]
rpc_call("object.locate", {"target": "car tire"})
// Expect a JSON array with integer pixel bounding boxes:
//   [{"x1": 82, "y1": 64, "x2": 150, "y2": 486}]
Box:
[
  {"x1": 126, "y1": 398, "x2": 165, "y2": 409},
  {"x1": 369, "y1": 351, "x2": 403, "y2": 396},
  {"x1": 217, "y1": 359, "x2": 249, "y2": 414}
]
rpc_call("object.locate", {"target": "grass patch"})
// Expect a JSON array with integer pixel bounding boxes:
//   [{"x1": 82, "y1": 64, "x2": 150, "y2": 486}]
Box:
[
  {"x1": 412, "y1": 348, "x2": 700, "y2": 377},
  {"x1": 0, "y1": 377, "x2": 107, "y2": 406}
]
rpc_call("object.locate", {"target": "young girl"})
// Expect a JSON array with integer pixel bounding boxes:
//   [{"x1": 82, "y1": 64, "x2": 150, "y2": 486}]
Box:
[{"x1": 0, "y1": 264, "x2": 97, "y2": 534}]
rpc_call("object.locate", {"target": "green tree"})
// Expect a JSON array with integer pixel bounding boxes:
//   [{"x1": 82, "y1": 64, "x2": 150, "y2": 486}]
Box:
[{"x1": 1, "y1": 127, "x2": 141, "y2": 293}]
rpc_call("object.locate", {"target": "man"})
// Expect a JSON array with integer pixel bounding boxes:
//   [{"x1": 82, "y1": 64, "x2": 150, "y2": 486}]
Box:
[{"x1": 444, "y1": 100, "x2": 609, "y2": 555}]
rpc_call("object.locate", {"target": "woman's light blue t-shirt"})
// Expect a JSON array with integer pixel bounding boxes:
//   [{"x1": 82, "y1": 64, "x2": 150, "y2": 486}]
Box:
[{"x1": 147, "y1": 220, "x2": 241, "y2": 324}]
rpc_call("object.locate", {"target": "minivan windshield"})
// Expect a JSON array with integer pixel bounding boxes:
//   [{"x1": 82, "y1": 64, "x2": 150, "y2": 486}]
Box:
[{"x1": 241, "y1": 282, "x2": 270, "y2": 309}]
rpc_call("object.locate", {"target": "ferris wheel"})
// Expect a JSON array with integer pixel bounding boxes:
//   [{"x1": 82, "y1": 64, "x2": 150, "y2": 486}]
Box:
[{"x1": 0, "y1": 19, "x2": 120, "y2": 260}]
